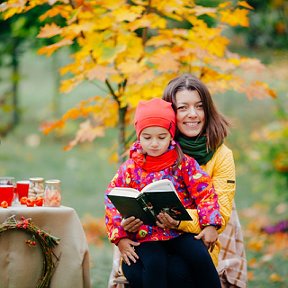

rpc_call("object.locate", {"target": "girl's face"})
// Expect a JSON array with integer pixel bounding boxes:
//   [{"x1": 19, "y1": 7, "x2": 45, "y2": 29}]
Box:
[
  {"x1": 175, "y1": 90, "x2": 205, "y2": 137},
  {"x1": 139, "y1": 127, "x2": 172, "y2": 157}
]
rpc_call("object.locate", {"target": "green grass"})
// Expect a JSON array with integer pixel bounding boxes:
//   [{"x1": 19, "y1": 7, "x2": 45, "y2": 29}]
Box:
[{"x1": 1, "y1": 50, "x2": 287, "y2": 287}]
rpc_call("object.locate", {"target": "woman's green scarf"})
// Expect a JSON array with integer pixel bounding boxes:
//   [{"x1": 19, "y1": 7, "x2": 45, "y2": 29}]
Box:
[{"x1": 176, "y1": 133, "x2": 214, "y2": 165}]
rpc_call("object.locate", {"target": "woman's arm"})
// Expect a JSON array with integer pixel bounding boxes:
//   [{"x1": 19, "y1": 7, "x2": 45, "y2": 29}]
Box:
[
  {"x1": 182, "y1": 156, "x2": 222, "y2": 229},
  {"x1": 179, "y1": 145, "x2": 236, "y2": 234}
]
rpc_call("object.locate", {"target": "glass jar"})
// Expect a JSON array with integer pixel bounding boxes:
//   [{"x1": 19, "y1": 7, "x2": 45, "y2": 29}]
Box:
[
  {"x1": 28, "y1": 177, "x2": 45, "y2": 200},
  {"x1": 44, "y1": 179, "x2": 61, "y2": 207},
  {"x1": 0, "y1": 176, "x2": 15, "y2": 186}
]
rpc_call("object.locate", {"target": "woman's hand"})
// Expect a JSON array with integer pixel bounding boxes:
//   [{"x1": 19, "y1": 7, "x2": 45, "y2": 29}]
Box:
[
  {"x1": 156, "y1": 212, "x2": 180, "y2": 229},
  {"x1": 121, "y1": 216, "x2": 143, "y2": 233},
  {"x1": 194, "y1": 226, "x2": 218, "y2": 252},
  {"x1": 118, "y1": 238, "x2": 140, "y2": 266}
]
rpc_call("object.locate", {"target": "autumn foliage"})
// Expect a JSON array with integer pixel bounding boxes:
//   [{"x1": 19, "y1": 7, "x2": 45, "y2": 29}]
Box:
[{"x1": 0, "y1": 0, "x2": 276, "y2": 159}]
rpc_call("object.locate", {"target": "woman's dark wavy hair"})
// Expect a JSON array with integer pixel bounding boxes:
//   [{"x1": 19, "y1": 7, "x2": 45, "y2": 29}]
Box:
[{"x1": 162, "y1": 73, "x2": 230, "y2": 151}]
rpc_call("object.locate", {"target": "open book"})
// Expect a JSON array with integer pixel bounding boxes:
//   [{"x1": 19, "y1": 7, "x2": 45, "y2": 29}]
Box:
[{"x1": 107, "y1": 179, "x2": 192, "y2": 225}]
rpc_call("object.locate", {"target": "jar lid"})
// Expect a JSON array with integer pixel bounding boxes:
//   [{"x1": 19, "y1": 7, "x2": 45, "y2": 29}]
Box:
[
  {"x1": 45, "y1": 179, "x2": 61, "y2": 184},
  {"x1": 29, "y1": 177, "x2": 44, "y2": 182}
]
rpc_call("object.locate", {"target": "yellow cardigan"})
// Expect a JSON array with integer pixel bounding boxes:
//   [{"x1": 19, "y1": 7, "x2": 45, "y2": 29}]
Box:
[{"x1": 178, "y1": 144, "x2": 236, "y2": 266}]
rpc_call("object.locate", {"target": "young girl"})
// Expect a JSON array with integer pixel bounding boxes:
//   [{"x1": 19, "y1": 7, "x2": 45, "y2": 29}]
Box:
[{"x1": 105, "y1": 98, "x2": 222, "y2": 288}]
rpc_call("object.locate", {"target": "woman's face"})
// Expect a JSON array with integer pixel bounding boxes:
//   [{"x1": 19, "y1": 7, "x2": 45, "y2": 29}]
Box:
[{"x1": 175, "y1": 89, "x2": 205, "y2": 137}]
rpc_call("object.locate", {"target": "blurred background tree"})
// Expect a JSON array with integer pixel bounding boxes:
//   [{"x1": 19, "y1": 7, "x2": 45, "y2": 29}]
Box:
[
  {"x1": 241, "y1": 0, "x2": 288, "y2": 48},
  {"x1": 0, "y1": 0, "x2": 275, "y2": 164}
]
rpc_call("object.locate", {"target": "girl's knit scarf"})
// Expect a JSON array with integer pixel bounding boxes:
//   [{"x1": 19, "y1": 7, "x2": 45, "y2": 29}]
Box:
[
  {"x1": 130, "y1": 141, "x2": 178, "y2": 172},
  {"x1": 176, "y1": 133, "x2": 214, "y2": 165}
]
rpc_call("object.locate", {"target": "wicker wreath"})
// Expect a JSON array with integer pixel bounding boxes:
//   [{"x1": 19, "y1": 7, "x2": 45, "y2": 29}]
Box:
[{"x1": 0, "y1": 215, "x2": 60, "y2": 288}]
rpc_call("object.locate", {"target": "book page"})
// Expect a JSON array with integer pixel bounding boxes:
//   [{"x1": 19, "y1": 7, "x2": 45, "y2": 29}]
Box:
[
  {"x1": 141, "y1": 179, "x2": 177, "y2": 193},
  {"x1": 108, "y1": 187, "x2": 139, "y2": 198}
]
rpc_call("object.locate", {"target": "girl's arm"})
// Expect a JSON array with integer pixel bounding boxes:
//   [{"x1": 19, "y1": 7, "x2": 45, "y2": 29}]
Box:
[{"x1": 105, "y1": 163, "x2": 131, "y2": 244}]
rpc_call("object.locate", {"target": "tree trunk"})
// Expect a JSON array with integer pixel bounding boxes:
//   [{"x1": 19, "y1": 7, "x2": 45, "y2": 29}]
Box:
[
  {"x1": 118, "y1": 105, "x2": 128, "y2": 165},
  {"x1": 11, "y1": 40, "x2": 20, "y2": 126}
]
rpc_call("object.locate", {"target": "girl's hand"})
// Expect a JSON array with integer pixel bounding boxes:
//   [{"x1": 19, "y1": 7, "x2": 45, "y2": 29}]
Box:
[
  {"x1": 121, "y1": 216, "x2": 143, "y2": 233},
  {"x1": 194, "y1": 226, "x2": 218, "y2": 252},
  {"x1": 118, "y1": 238, "x2": 140, "y2": 266},
  {"x1": 156, "y1": 212, "x2": 180, "y2": 229}
]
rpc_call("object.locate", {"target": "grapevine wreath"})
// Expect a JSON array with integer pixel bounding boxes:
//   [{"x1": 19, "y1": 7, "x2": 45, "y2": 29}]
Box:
[{"x1": 0, "y1": 215, "x2": 60, "y2": 288}]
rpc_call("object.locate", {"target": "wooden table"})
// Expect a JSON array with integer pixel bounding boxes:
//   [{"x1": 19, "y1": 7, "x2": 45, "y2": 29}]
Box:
[{"x1": 0, "y1": 206, "x2": 91, "y2": 288}]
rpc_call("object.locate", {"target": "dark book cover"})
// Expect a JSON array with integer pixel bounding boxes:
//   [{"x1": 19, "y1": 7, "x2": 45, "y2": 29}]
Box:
[
  {"x1": 107, "y1": 193, "x2": 156, "y2": 225},
  {"x1": 107, "y1": 179, "x2": 192, "y2": 225}
]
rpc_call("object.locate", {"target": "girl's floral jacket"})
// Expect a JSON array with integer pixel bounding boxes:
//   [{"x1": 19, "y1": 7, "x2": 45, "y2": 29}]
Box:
[{"x1": 105, "y1": 142, "x2": 222, "y2": 245}]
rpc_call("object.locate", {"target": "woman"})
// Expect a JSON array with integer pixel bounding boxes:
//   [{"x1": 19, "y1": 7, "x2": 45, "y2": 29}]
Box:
[{"x1": 161, "y1": 73, "x2": 247, "y2": 287}]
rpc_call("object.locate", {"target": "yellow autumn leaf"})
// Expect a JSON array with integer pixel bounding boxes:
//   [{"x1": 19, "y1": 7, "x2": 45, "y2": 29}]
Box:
[
  {"x1": 238, "y1": 1, "x2": 254, "y2": 10},
  {"x1": 101, "y1": 0, "x2": 126, "y2": 10},
  {"x1": 39, "y1": 5, "x2": 73, "y2": 21},
  {"x1": 41, "y1": 119, "x2": 65, "y2": 135},
  {"x1": 150, "y1": 50, "x2": 180, "y2": 72},
  {"x1": 37, "y1": 23, "x2": 62, "y2": 38},
  {"x1": 206, "y1": 36, "x2": 230, "y2": 57},
  {"x1": 59, "y1": 76, "x2": 83, "y2": 94},
  {"x1": 246, "y1": 81, "x2": 277, "y2": 100},
  {"x1": 247, "y1": 238, "x2": 265, "y2": 252},
  {"x1": 86, "y1": 66, "x2": 117, "y2": 82},
  {"x1": 193, "y1": 5, "x2": 217, "y2": 17},
  {"x1": 37, "y1": 39, "x2": 73, "y2": 56},
  {"x1": 0, "y1": 0, "x2": 27, "y2": 18},
  {"x1": 116, "y1": 33, "x2": 144, "y2": 61},
  {"x1": 127, "y1": 13, "x2": 167, "y2": 31},
  {"x1": 269, "y1": 273, "x2": 283, "y2": 282},
  {"x1": 247, "y1": 257, "x2": 258, "y2": 268},
  {"x1": 128, "y1": 69, "x2": 155, "y2": 86},
  {"x1": 63, "y1": 22, "x2": 94, "y2": 39},
  {"x1": 117, "y1": 60, "x2": 143, "y2": 75},
  {"x1": 111, "y1": 5, "x2": 144, "y2": 22},
  {"x1": 220, "y1": 8, "x2": 250, "y2": 27},
  {"x1": 146, "y1": 34, "x2": 174, "y2": 47},
  {"x1": 64, "y1": 120, "x2": 105, "y2": 151},
  {"x1": 247, "y1": 271, "x2": 254, "y2": 281}
]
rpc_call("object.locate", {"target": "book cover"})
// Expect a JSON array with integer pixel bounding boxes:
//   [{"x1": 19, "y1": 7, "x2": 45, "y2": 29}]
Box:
[{"x1": 107, "y1": 179, "x2": 192, "y2": 225}]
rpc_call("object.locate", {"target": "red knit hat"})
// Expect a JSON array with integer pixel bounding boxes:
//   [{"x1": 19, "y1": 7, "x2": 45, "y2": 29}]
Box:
[{"x1": 134, "y1": 98, "x2": 176, "y2": 138}]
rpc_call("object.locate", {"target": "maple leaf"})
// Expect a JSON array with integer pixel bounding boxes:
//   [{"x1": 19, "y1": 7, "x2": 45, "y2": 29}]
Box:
[
  {"x1": 128, "y1": 13, "x2": 167, "y2": 31},
  {"x1": 220, "y1": 8, "x2": 250, "y2": 27},
  {"x1": 193, "y1": 5, "x2": 217, "y2": 17},
  {"x1": 150, "y1": 50, "x2": 180, "y2": 72},
  {"x1": 117, "y1": 59, "x2": 144, "y2": 75},
  {"x1": 37, "y1": 23, "x2": 62, "y2": 38},
  {"x1": 246, "y1": 81, "x2": 277, "y2": 100},
  {"x1": 238, "y1": 1, "x2": 254, "y2": 10},
  {"x1": 64, "y1": 119, "x2": 105, "y2": 151},
  {"x1": 37, "y1": 39, "x2": 74, "y2": 56},
  {"x1": 86, "y1": 66, "x2": 117, "y2": 82},
  {"x1": 111, "y1": 5, "x2": 144, "y2": 22},
  {"x1": 39, "y1": 5, "x2": 73, "y2": 21},
  {"x1": 59, "y1": 75, "x2": 84, "y2": 94}
]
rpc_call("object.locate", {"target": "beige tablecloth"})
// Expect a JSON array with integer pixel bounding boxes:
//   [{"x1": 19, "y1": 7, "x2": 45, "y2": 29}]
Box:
[{"x1": 0, "y1": 206, "x2": 91, "y2": 288}]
